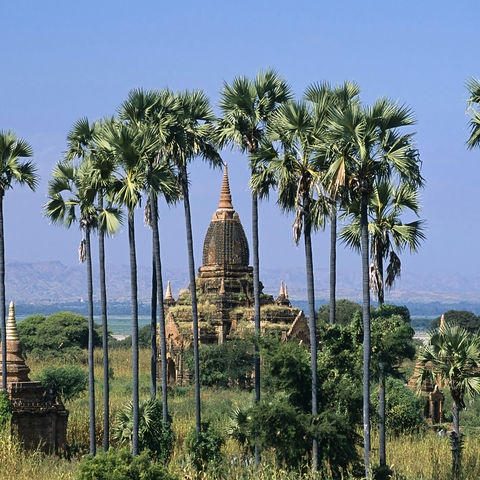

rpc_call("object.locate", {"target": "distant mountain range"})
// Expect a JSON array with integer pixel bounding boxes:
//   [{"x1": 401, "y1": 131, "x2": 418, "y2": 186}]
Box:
[{"x1": 5, "y1": 260, "x2": 480, "y2": 316}]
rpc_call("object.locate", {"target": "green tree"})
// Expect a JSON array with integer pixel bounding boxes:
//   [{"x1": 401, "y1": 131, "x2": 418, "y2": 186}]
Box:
[
  {"x1": 217, "y1": 72, "x2": 291, "y2": 456},
  {"x1": 430, "y1": 310, "x2": 480, "y2": 333},
  {"x1": 257, "y1": 96, "x2": 333, "y2": 469},
  {"x1": 37, "y1": 365, "x2": 88, "y2": 402},
  {"x1": 65, "y1": 117, "x2": 118, "y2": 451},
  {"x1": 17, "y1": 311, "x2": 102, "y2": 356},
  {"x1": 45, "y1": 160, "x2": 117, "y2": 456},
  {"x1": 0, "y1": 131, "x2": 37, "y2": 390},
  {"x1": 305, "y1": 81, "x2": 360, "y2": 325},
  {"x1": 327, "y1": 97, "x2": 421, "y2": 477},
  {"x1": 98, "y1": 118, "x2": 177, "y2": 454},
  {"x1": 317, "y1": 299, "x2": 362, "y2": 326},
  {"x1": 418, "y1": 324, "x2": 480, "y2": 477},
  {"x1": 166, "y1": 90, "x2": 222, "y2": 434},
  {"x1": 340, "y1": 179, "x2": 425, "y2": 305},
  {"x1": 466, "y1": 77, "x2": 480, "y2": 149}
]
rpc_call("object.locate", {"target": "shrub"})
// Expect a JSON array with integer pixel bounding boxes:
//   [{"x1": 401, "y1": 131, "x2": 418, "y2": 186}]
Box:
[
  {"x1": 184, "y1": 338, "x2": 254, "y2": 388},
  {"x1": 112, "y1": 398, "x2": 174, "y2": 462},
  {"x1": 76, "y1": 447, "x2": 175, "y2": 480},
  {"x1": 185, "y1": 421, "x2": 224, "y2": 470},
  {"x1": 18, "y1": 311, "x2": 102, "y2": 358},
  {"x1": 370, "y1": 377, "x2": 426, "y2": 435},
  {"x1": 0, "y1": 391, "x2": 12, "y2": 428},
  {"x1": 317, "y1": 299, "x2": 362, "y2": 326},
  {"x1": 36, "y1": 365, "x2": 88, "y2": 402}
]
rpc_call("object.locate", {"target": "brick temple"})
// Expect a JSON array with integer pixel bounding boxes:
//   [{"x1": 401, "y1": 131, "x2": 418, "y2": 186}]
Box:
[
  {"x1": 159, "y1": 164, "x2": 309, "y2": 386},
  {"x1": 0, "y1": 302, "x2": 68, "y2": 453}
]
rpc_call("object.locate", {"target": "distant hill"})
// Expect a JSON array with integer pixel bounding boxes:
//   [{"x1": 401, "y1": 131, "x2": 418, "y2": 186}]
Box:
[{"x1": 4, "y1": 260, "x2": 480, "y2": 316}]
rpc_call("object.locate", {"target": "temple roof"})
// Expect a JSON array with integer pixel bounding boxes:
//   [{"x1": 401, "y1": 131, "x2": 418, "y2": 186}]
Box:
[{"x1": 201, "y1": 163, "x2": 250, "y2": 268}]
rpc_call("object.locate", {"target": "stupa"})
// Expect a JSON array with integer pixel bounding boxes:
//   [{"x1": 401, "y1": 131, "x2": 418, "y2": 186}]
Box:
[
  {"x1": 0, "y1": 301, "x2": 68, "y2": 452},
  {"x1": 160, "y1": 164, "x2": 309, "y2": 385}
]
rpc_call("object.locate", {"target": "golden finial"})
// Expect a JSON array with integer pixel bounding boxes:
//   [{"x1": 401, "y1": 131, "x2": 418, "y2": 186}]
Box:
[
  {"x1": 165, "y1": 281, "x2": 173, "y2": 299},
  {"x1": 278, "y1": 281, "x2": 284, "y2": 298},
  {"x1": 217, "y1": 163, "x2": 234, "y2": 211},
  {"x1": 6, "y1": 300, "x2": 19, "y2": 341},
  {"x1": 219, "y1": 278, "x2": 226, "y2": 295}
]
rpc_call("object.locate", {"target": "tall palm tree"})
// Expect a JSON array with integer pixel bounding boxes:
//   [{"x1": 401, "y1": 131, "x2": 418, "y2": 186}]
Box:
[
  {"x1": 0, "y1": 131, "x2": 37, "y2": 391},
  {"x1": 418, "y1": 324, "x2": 480, "y2": 477},
  {"x1": 255, "y1": 97, "x2": 333, "y2": 470},
  {"x1": 97, "y1": 119, "x2": 177, "y2": 454},
  {"x1": 217, "y1": 70, "x2": 291, "y2": 461},
  {"x1": 340, "y1": 179, "x2": 425, "y2": 468},
  {"x1": 120, "y1": 88, "x2": 179, "y2": 421},
  {"x1": 45, "y1": 159, "x2": 118, "y2": 456},
  {"x1": 166, "y1": 90, "x2": 222, "y2": 434},
  {"x1": 305, "y1": 81, "x2": 360, "y2": 325},
  {"x1": 65, "y1": 117, "x2": 118, "y2": 451},
  {"x1": 326, "y1": 98, "x2": 421, "y2": 477}
]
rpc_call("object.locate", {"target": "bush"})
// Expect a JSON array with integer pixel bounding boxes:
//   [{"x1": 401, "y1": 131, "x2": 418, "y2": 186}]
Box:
[
  {"x1": 112, "y1": 398, "x2": 174, "y2": 462},
  {"x1": 185, "y1": 421, "x2": 224, "y2": 470},
  {"x1": 36, "y1": 365, "x2": 88, "y2": 402},
  {"x1": 317, "y1": 299, "x2": 362, "y2": 326},
  {"x1": 0, "y1": 391, "x2": 12, "y2": 428},
  {"x1": 18, "y1": 311, "x2": 102, "y2": 358},
  {"x1": 370, "y1": 377, "x2": 426, "y2": 435},
  {"x1": 184, "y1": 338, "x2": 254, "y2": 388},
  {"x1": 76, "y1": 447, "x2": 175, "y2": 480}
]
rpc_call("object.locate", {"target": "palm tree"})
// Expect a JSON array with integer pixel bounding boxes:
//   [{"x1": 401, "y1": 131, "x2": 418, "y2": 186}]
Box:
[
  {"x1": 326, "y1": 98, "x2": 421, "y2": 477},
  {"x1": 340, "y1": 180, "x2": 425, "y2": 305},
  {"x1": 166, "y1": 90, "x2": 222, "y2": 434},
  {"x1": 97, "y1": 119, "x2": 176, "y2": 454},
  {"x1": 65, "y1": 117, "x2": 118, "y2": 451},
  {"x1": 119, "y1": 88, "x2": 179, "y2": 423},
  {"x1": 418, "y1": 324, "x2": 480, "y2": 477},
  {"x1": 255, "y1": 97, "x2": 334, "y2": 470},
  {"x1": 466, "y1": 77, "x2": 480, "y2": 149},
  {"x1": 45, "y1": 159, "x2": 118, "y2": 456},
  {"x1": 217, "y1": 70, "x2": 291, "y2": 461},
  {"x1": 0, "y1": 131, "x2": 37, "y2": 391}
]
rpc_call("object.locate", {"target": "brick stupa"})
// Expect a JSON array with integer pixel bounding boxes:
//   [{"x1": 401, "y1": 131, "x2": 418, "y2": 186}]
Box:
[
  {"x1": 160, "y1": 164, "x2": 308, "y2": 385},
  {"x1": 0, "y1": 301, "x2": 68, "y2": 453}
]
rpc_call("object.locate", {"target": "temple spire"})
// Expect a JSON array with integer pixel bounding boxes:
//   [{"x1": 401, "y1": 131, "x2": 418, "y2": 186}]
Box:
[
  {"x1": 217, "y1": 163, "x2": 234, "y2": 211},
  {"x1": 6, "y1": 301, "x2": 19, "y2": 341},
  {"x1": 165, "y1": 281, "x2": 173, "y2": 300},
  {"x1": 439, "y1": 314, "x2": 445, "y2": 330},
  {"x1": 278, "y1": 280, "x2": 285, "y2": 298},
  {"x1": 284, "y1": 284, "x2": 289, "y2": 299},
  {"x1": 219, "y1": 278, "x2": 226, "y2": 295}
]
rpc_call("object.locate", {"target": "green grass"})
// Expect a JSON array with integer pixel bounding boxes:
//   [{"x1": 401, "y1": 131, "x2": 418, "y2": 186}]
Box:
[{"x1": 2, "y1": 348, "x2": 480, "y2": 479}]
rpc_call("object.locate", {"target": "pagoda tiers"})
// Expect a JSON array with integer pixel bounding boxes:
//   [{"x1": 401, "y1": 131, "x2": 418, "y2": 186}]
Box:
[
  {"x1": 160, "y1": 164, "x2": 309, "y2": 386},
  {"x1": 0, "y1": 302, "x2": 68, "y2": 452}
]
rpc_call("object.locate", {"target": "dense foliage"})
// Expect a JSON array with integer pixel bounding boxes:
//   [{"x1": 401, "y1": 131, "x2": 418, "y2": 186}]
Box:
[
  {"x1": 18, "y1": 311, "x2": 102, "y2": 358},
  {"x1": 0, "y1": 391, "x2": 12, "y2": 428},
  {"x1": 317, "y1": 299, "x2": 362, "y2": 326},
  {"x1": 36, "y1": 365, "x2": 88, "y2": 402},
  {"x1": 76, "y1": 448, "x2": 175, "y2": 480},
  {"x1": 112, "y1": 398, "x2": 174, "y2": 462},
  {"x1": 370, "y1": 377, "x2": 426, "y2": 435},
  {"x1": 185, "y1": 421, "x2": 224, "y2": 470},
  {"x1": 430, "y1": 310, "x2": 480, "y2": 333},
  {"x1": 184, "y1": 338, "x2": 254, "y2": 388}
]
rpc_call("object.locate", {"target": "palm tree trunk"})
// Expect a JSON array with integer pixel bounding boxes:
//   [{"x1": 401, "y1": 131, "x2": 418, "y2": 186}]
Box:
[
  {"x1": 85, "y1": 225, "x2": 96, "y2": 457},
  {"x1": 453, "y1": 400, "x2": 460, "y2": 436},
  {"x1": 0, "y1": 195, "x2": 6, "y2": 391},
  {"x1": 128, "y1": 210, "x2": 139, "y2": 455},
  {"x1": 379, "y1": 362, "x2": 386, "y2": 467},
  {"x1": 452, "y1": 399, "x2": 461, "y2": 478},
  {"x1": 361, "y1": 192, "x2": 371, "y2": 478},
  {"x1": 329, "y1": 207, "x2": 337, "y2": 325},
  {"x1": 252, "y1": 191, "x2": 261, "y2": 466},
  {"x1": 151, "y1": 193, "x2": 168, "y2": 423},
  {"x1": 304, "y1": 196, "x2": 318, "y2": 471},
  {"x1": 181, "y1": 165, "x2": 201, "y2": 434},
  {"x1": 151, "y1": 256, "x2": 157, "y2": 398},
  {"x1": 98, "y1": 195, "x2": 109, "y2": 452},
  {"x1": 377, "y1": 247, "x2": 384, "y2": 306}
]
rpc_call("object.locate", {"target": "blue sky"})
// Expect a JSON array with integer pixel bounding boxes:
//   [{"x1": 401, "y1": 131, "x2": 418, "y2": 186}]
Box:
[{"x1": 1, "y1": 1, "x2": 479, "y2": 296}]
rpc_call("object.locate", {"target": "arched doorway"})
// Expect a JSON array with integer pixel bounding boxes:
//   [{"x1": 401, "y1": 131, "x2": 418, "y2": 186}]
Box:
[{"x1": 167, "y1": 357, "x2": 176, "y2": 386}]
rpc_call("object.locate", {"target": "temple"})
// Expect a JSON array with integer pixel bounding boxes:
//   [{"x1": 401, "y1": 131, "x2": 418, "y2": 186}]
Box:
[
  {"x1": 160, "y1": 164, "x2": 308, "y2": 385},
  {"x1": 0, "y1": 302, "x2": 68, "y2": 452}
]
